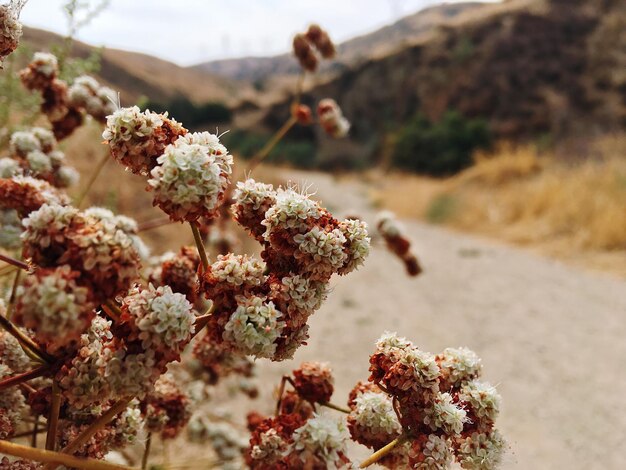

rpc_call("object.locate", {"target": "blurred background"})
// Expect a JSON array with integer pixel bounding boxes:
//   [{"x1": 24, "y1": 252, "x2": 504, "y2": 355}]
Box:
[{"x1": 1, "y1": 1, "x2": 625, "y2": 468}]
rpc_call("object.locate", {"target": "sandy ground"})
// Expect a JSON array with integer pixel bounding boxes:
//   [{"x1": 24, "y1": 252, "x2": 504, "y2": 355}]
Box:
[{"x1": 210, "y1": 169, "x2": 626, "y2": 469}]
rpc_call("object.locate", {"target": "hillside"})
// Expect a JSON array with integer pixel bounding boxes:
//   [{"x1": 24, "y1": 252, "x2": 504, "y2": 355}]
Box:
[
  {"x1": 21, "y1": 27, "x2": 255, "y2": 106},
  {"x1": 191, "y1": 1, "x2": 490, "y2": 83},
  {"x1": 257, "y1": 0, "x2": 626, "y2": 167}
]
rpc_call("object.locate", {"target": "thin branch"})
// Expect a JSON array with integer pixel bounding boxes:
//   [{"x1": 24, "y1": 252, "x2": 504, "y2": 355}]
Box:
[
  {"x1": 246, "y1": 115, "x2": 297, "y2": 172},
  {"x1": 0, "y1": 440, "x2": 133, "y2": 470},
  {"x1": 0, "y1": 264, "x2": 18, "y2": 277},
  {"x1": 0, "y1": 314, "x2": 54, "y2": 363},
  {"x1": 32, "y1": 415, "x2": 40, "y2": 447},
  {"x1": 321, "y1": 401, "x2": 351, "y2": 414},
  {"x1": 0, "y1": 252, "x2": 30, "y2": 271},
  {"x1": 45, "y1": 381, "x2": 62, "y2": 451},
  {"x1": 0, "y1": 364, "x2": 51, "y2": 392},
  {"x1": 75, "y1": 152, "x2": 109, "y2": 208},
  {"x1": 137, "y1": 216, "x2": 172, "y2": 233},
  {"x1": 5, "y1": 268, "x2": 22, "y2": 320},
  {"x1": 141, "y1": 432, "x2": 151, "y2": 470},
  {"x1": 359, "y1": 434, "x2": 409, "y2": 468},
  {"x1": 61, "y1": 397, "x2": 132, "y2": 456},
  {"x1": 190, "y1": 222, "x2": 209, "y2": 272}
]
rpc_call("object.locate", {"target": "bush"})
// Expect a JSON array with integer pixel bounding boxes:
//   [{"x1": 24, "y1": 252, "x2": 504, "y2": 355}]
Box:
[
  {"x1": 142, "y1": 96, "x2": 232, "y2": 127},
  {"x1": 392, "y1": 111, "x2": 492, "y2": 176}
]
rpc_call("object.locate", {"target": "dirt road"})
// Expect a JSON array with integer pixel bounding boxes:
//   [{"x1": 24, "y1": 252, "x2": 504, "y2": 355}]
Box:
[{"x1": 239, "y1": 170, "x2": 626, "y2": 469}]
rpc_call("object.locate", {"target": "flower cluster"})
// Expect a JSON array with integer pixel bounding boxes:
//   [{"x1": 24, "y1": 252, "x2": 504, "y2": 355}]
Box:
[
  {"x1": 13, "y1": 265, "x2": 95, "y2": 353},
  {"x1": 141, "y1": 374, "x2": 193, "y2": 439},
  {"x1": 292, "y1": 361, "x2": 335, "y2": 405},
  {"x1": 361, "y1": 332, "x2": 505, "y2": 469},
  {"x1": 317, "y1": 99, "x2": 350, "y2": 138},
  {"x1": 0, "y1": 1, "x2": 24, "y2": 67},
  {"x1": 376, "y1": 211, "x2": 422, "y2": 277},
  {"x1": 67, "y1": 75, "x2": 117, "y2": 122},
  {"x1": 188, "y1": 416, "x2": 248, "y2": 469},
  {"x1": 102, "y1": 105, "x2": 187, "y2": 175},
  {"x1": 292, "y1": 24, "x2": 336, "y2": 72},
  {"x1": 0, "y1": 175, "x2": 69, "y2": 217},
  {"x1": 195, "y1": 180, "x2": 369, "y2": 363},
  {"x1": 2, "y1": 127, "x2": 80, "y2": 188},
  {"x1": 21, "y1": 203, "x2": 141, "y2": 301},
  {"x1": 0, "y1": 363, "x2": 27, "y2": 440},
  {"x1": 151, "y1": 246, "x2": 200, "y2": 304}
]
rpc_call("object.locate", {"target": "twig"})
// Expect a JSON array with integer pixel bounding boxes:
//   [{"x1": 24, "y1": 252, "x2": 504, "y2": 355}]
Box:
[
  {"x1": 0, "y1": 440, "x2": 134, "y2": 470},
  {"x1": 32, "y1": 415, "x2": 40, "y2": 447},
  {"x1": 75, "y1": 152, "x2": 109, "y2": 208},
  {"x1": 0, "y1": 364, "x2": 51, "y2": 392},
  {"x1": 274, "y1": 375, "x2": 296, "y2": 417},
  {"x1": 141, "y1": 432, "x2": 151, "y2": 470},
  {"x1": 321, "y1": 401, "x2": 351, "y2": 414},
  {"x1": 0, "y1": 252, "x2": 30, "y2": 271},
  {"x1": 5, "y1": 268, "x2": 22, "y2": 320},
  {"x1": 0, "y1": 313, "x2": 54, "y2": 363},
  {"x1": 359, "y1": 434, "x2": 409, "y2": 468},
  {"x1": 60, "y1": 397, "x2": 132, "y2": 456},
  {"x1": 246, "y1": 116, "x2": 297, "y2": 172},
  {"x1": 102, "y1": 301, "x2": 121, "y2": 322},
  {"x1": 190, "y1": 221, "x2": 209, "y2": 272},
  {"x1": 137, "y1": 216, "x2": 172, "y2": 232},
  {"x1": 45, "y1": 381, "x2": 62, "y2": 451},
  {"x1": 0, "y1": 264, "x2": 18, "y2": 277}
]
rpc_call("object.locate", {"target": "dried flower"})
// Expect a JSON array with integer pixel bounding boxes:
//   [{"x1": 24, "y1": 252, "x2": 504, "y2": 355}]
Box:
[
  {"x1": 292, "y1": 361, "x2": 334, "y2": 404},
  {"x1": 289, "y1": 414, "x2": 349, "y2": 469},
  {"x1": 317, "y1": 99, "x2": 350, "y2": 138},
  {"x1": 0, "y1": 1, "x2": 24, "y2": 67}
]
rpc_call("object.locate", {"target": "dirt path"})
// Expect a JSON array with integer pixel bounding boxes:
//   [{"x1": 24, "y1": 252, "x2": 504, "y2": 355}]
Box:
[{"x1": 237, "y1": 170, "x2": 626, "y2": 469}]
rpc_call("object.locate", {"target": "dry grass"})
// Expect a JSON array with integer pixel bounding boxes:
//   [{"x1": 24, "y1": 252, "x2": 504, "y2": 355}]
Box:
[{"x1": 373, "y1": 136, "x2": 626, "y2": 277}]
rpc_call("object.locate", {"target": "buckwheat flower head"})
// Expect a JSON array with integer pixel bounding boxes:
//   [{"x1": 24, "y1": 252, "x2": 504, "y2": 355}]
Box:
[
  {"x1": 273, "y1": 323, "x2": 310, "y2": 361},
  {"x1": 174, "y1": 131, "x2": 233, "y2": 174},
  {"x1": 248, "y1": 428, "x2": 288, "y2": 465},
  {"x1": 57, "y1": 316, "x2": 113, "y2": 408},
  {"x1": 263, "y1": 188, "x2": 321, "y2": 234},
  {"x1": 148, "y1": 140, "x2": 231, "y2": 222},
  {"x1": 31, "y1": 127, "x2": 56, "y2": 151},
  {"x1": 376, "y1": 331, "x2": 413, "y2": 354},
  {"x1": 103, "y1": 106, "x2": 186, "y2": 175},
  {"x1": 0, "y1": 364, "x2": 27, "y2": 439},
  {"x1": 408, "y1": 434, "x2": 453, "y2": 470},
  {"x1": 455, "y1": 430, "x2": 505, "y2": 470},
  {"x1": 0, "y1": 208, "x2": 22, "y2": 249},
  {"x1": 26, "y1": 150, "x2": 52, "y2": 175},
  {"x1": 399, "y1": 348, "x2": 441, "y2": 393},
  {"x1": 293, "y1": 361, "x2": 334, "y2": 404},
  {"x1": 232, "y1": 179, "x2": 276, "y2": 239},
  {"x1": 188, "y1": 417, "x2": 248, "y2": 462},
  {"x1": 52, "y1": 165, "x2": 78, "y2": 188},
  {"x1": 223, "y1": 295, "x2": 285, "y2": 359},
  {"x1": 437, "y1": 347, "x2": 482, "y2": 390},
  {"x1": 290, "y1": 414, "x2": 348, "y2": 469},
  {"x1": 0, "y1": 311, "x2": 30, "y2": 373},
  {"x1": 0, "y1": 1, "x2": 23, "y2": 67},
  {"x1": 21, "y1": 202, "x2": 78, "y2": 250},
  {"x1": 2, "y1": 176, "x2": 68, "y2": 216},
  {"x1": 142, "y1": 374, "x2": 192, "y2": 439},
  {"x1": 459, "y1": 381, "x2": 501, "y2": 430},
  {"x1": 317, "y1": 98, "x2": 350, "y2": 138},
  {"x1": 273, "y1": 274, "x2": 327, "y2": 316},
  {"x1": 0, "y1": 157, "x2": 22, "y2": 178},
  {"x1": 68, "y1": 75, "x2": 116, "y2": 121},
  {"x1": 30, "y1": 52, "x2": 57, "y2": 77},
  {"x1": 347, "y1": 391, "x2": 402, "y2": 448},
  {"x1": 104, "y1": 344, "x2": 160, "y2": 398},
  {"x1": 14, "y1": 265, "x2": 95, "y2": 353},
  {"x1": 111, "y1": 400, "x2": 144, "y2": 448},
  {"x1": 122, "y1": 284, "x2": 195, "y2": 353},
  {"x1": 423, "y1": 392, "x2": 467, "y2": 435},
  {"x1": 210, "y1": 253, "x2": 266, "y2": 287},
  {"x1": 337, "y1": 218, "x2": 370, "y2": 274},
  {"x1": 10, "y1": 130, "x2": 41, "y2": 156},
  {"x1": 294, "y1": 226, "x2": 348, "y2": 277}
]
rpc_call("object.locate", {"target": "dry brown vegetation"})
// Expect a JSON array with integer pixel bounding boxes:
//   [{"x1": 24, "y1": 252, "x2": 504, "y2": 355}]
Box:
[{"x1": 371, "y1": 136, "x2": 626, "y2": 277}]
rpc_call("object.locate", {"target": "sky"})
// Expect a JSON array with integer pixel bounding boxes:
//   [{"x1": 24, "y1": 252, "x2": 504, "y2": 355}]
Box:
[{"x1": 19, "y1": 0, "x2": 499, "y2": 66}]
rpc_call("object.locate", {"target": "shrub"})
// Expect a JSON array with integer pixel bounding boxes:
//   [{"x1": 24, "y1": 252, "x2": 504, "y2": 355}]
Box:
[{"x1": 392, "y1": 111, "x2": 492, "y2": 176}]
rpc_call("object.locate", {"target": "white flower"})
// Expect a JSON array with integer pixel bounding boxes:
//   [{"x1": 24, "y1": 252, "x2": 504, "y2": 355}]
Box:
[
  {"x1": 278, "y1": 274, "x2": 327, "y2": 314},
  {"x1": 26, "y1": 150, "x2": 52, "y2": 174},
  {"x1": 338, "y1": 218, "x2": 370, "y2": 274},
  {"x1": 10, "y1": 130, "x2": 40, "y2": 156},
  {"x1": 0, "y1": 364, "x2": 27, "y2": 438},
  {"x1": 148, "y1": 140, "x2": 230, "y2": 221},
  {"x1": 456, "y1": 430, "x2": 506, "y2": 470},
  {"x1": 290, "y1": 414, "x2": 347, "y2": 469},
  {"x1": 174, "y1": 131, "x2": 233, "y2": 174},
  {"x1": 376, "y1": 331, "x2": 413, "y2": 354},
  {"x1": 351, "y1": 391, "x2": 402, "y2": 436},
  {"x1": 459, "y1": 381, "x2": 501, "y2": 428},
  {"x1": 263, "y1": 188, "x2": 321, "y2": 234},
  {"x1": 21, "y1": 203, "x2": 78, "y2": 249},
  {"x1": 223, "y1": 295, "x2": 285, "y2": 359},
  {"x1": 233, "y1": 179, "x2": 276, "y2": 211},
  {"x1": 376, "y1": 211, "x2": 403, "y2": 238},
  {"x1": 123, "y1": 284, "x2": 195, "y2": 352},
  {"x1": 0, "y1": 157, "x2": 22, "y2": 178},
  {"x1": 210, "y1": 253, "x2": 266, "y2": 287},
  {"x1": 437, "y1": 347, "x2": 482, "y2": 389},
  {"x1": 250, "y1": 428, "x2": 287, "y2": 463},
  {"x1": 0, "y1": 209, "x2": 22, "y2": 249},
  {"x1": 31, "y1": 127, "x2": 56, "y2": 150},
  {"x1": 423, "y1": 392, "x2": 467, "y2": 435},
  {"x1": 31, "y1": 52, "x2": 58, "y2": 77},
  {"x1": 400, "y1": 347, "x2": 440, "y2": 392},
  {"x1": 414, "y1": 434, "x2": 453, "y2": 470},
  {"x1": 56, "y1": 166, "x2": 80, "y2": 187}
]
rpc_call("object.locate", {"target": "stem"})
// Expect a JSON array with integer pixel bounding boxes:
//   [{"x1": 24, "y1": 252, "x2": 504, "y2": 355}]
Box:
[
  {"x1": 321, "y1": 402, "x2": 351, "y2": 414},
  {"x1": 0, "y1": 264, "x2": 18, "y2": 277},
  {"x1": 275, "y1": 375, "x2": 297, "y2": 417},
  {"x1": 5, "y1": 268, "x2": 22, "y2": 320},
  {"x1": 102, "y1": 301, "x2": 121, "y2": 322},
  {"x1": 0, "y1": 314, "x2": 54, "y2": 363},
  {"x1": 137, "y1": 216, "x2": 172, "y2": 232},
  {"x1": 190, "y1": 222, "x2": 209, "y2": 272},
  {"x1": 46, "y1": 381, "x2": 62, "y2": 451},
  {"x1": 61, "y1": 398, "x2": 132, "y2": 456},
  {"x1": 141, "y1": 432, "x2": 151, "y2": 470},
  {"x1": 32, "y1": 416, "x2": 40, "y2": 447},
  {"x1": 359, "y1": 434, "x2": 409, "y2": 468},
  {"x1": 75, "y1": 152, "x2": 109, "y2": 208},
  {"x1": 247, "y1": 116, "x2": 297, "y2": 172},
  {"x1": 293, "y1": 71, "x2": 306, "y2": 106},
  {"x1": 0, "y1": 440, "x2": 133, "y2": 470},
  {"x1": 0, "y1": 252, "x2": 30, "y2": 271},
  {"x1": 0, "y1": 364, "x2": 50, "y2": 392}
]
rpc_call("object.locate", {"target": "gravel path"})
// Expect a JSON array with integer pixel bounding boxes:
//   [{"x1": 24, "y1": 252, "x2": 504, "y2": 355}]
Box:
[{"x1": 242, "y1": 170, "x2": 626, "y2": 469}]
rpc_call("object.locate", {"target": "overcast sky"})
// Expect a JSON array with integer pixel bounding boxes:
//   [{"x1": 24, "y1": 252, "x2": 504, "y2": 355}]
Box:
[{"x1": 20, "y1": 0, "x2": 498, "y2": 66}]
